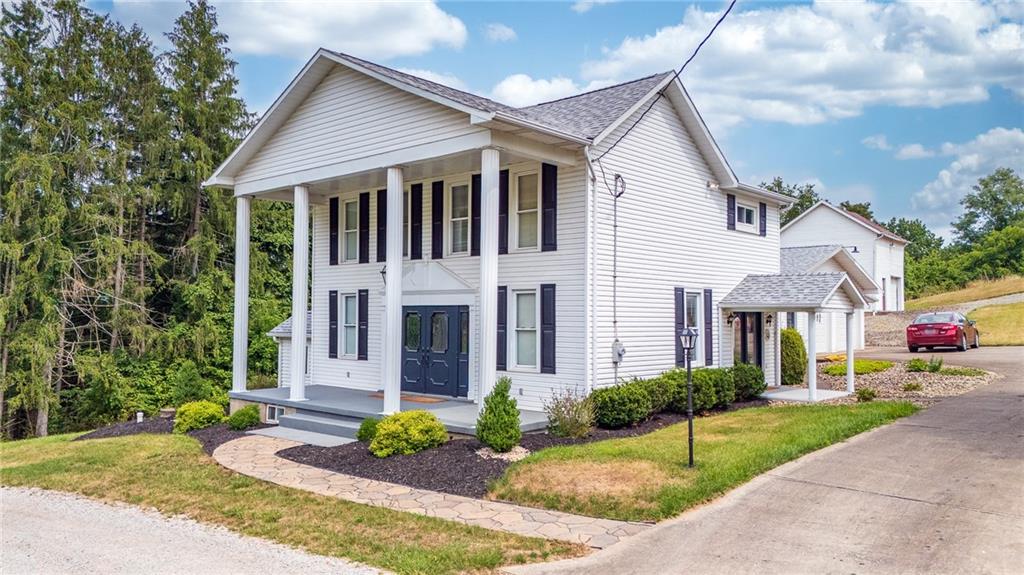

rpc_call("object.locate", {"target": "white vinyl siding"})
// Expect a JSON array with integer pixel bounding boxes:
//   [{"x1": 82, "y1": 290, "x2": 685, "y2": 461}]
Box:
[{"x1": 275, "y1": 337, "x2": 312, "y2": 388}]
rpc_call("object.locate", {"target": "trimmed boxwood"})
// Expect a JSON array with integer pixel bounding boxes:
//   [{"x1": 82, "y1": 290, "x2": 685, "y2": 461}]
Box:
[
  {"x1": 664, "y1": 368, "x2": 720, "y2": 413},
  {"x1": 369, "y1": 410, "x2": 448, "y2": 457},
  {"x1": 591, "y1": 382, "x2": 652, "y2": 429},
  {"x1": 356, "y1": 417, "x2": 380, "y2": 442},
  {"x1": 635, "y1": 376, "x2": 674, "y2": 414},
  {"x1": 712, "y1": 367, "x2": 735, "y2": 408},
  {"x1": 226, "y1": 404, "x2": 259, "y2": 430},
  {"x1": 476, "y1": 376, "x2": 522, "y2": 452},
  {"x1": 173, "y1": 400, "x2": 225, "y2": 434},
  {"x1": 780, "y1": 328, "x2": 807, "y2": 386},
  {"x1": 733, "y1": 363, "x2": 766, "y2": 400}
]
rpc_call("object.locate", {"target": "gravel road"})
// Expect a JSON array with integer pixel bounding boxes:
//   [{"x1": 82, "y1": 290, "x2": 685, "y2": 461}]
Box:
[{"x1": 1, "y1": 487, "x2": 384, "y2": 575}]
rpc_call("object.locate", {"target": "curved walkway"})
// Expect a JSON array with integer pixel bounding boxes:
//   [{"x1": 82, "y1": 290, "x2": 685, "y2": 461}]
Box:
[{"x1": 213, "y1": 435, "x2": 649, "y2": 548}]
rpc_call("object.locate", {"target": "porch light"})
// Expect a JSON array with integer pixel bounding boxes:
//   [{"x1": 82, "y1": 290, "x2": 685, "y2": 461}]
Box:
[
  {"x1": 765, "y1": 314, "x2": 773, "y2": 328},
  {"x1": 678, "y1": 327, "x2": 699, "y2": 352},
  {"x1": 726, "y1": 312, "x2": 738, "y2": 326},
  {"x1": 678, "y1": 326, "x2": 700, "y2": 469}
]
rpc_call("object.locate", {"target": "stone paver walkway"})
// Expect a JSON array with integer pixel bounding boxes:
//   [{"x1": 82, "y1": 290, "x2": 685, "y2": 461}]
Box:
[{"x1": 213, "y1": 435, "x2": 649, "y2": 548}]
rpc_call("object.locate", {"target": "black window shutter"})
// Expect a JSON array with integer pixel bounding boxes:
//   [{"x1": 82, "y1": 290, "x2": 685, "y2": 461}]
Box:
[
  {"x1": 787, "y1": 311, "x2": 795, "y2": 328},
  {"x1": 496, "y1": 286, "x2": 507, "y2": 371},
  {"x1": 376, "y1": 189, "x2": 386, "y2": 262},
  {"x1": 357, "y1": 289, "x2": 368, "y2": 360},
  {"x1": 410, "y1": 183, "x2": 423, "y2": 260},
  {"x1": 541, "y1": 163, "x2": 557, "y2": 251},
  {"x1": 759, "y1": 202, "x2": 767, "y2": 237},
  {"x1": 431, "y1": 181, "x2": 444, "y2": 259},
  {"x1": 540, "y1": 284, "x2": 556, "y2": 374},
  {"x1": 328, "y1": 290, "x2": 338, "y2": 358},
  {"x1": 674, "y1": 287, "x2": 685, "y2": 367},
  {"x1": 471, "y1": 174, "x2": 481, "y2": 256},
  {"x1": 703, "y1": 289, "x2": 713, "y2": 365},
  {"x1": 329, "y1": 197, "x2": 339, "y2": 265},
  {"x1": 727, "y1": 194, "x2": 736, "y2": 230},
  {"x1": 498, "y1": 170, "x2": 509, "y2": 254},
  {"x1": 755, "y1": 312, "x2": 764, "y2": 367},
  {"x1": 358, "y1": 192, "x2": 370, "y2": 263}
]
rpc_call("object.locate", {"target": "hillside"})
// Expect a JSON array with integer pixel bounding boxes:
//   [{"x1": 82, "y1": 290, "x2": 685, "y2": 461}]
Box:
[{"x1": 906, "y1": 276, "x2": 1024, "y2": 310}]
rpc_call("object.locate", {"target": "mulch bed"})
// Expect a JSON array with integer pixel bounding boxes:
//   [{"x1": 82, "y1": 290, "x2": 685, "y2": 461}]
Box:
[
  {"x1": 74, "y1": 418, "x2": 269, "y2": 456},
  {"x1": 188, "y1": 423, "x2": 271, "y2": 455},
  {"x1": 278, "y1": 399, "x2": 769, "y2": 499}
]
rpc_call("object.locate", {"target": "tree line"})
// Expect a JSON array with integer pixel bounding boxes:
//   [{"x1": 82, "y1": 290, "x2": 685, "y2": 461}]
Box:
[
  {"x1": 765, "y1": 167, "x2": 1024, "y2": 300},
  {"x1": 0, "y1": 0, "x2": 293, "y2": 438}
]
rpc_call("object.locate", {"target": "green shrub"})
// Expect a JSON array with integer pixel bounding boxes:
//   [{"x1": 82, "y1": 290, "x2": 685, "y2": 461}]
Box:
[
  {"x1": 711, "y1": 367, "x2": 735, "y2": 408},
  {"x1": 544, "y1": 388, "x2": 594, "y2": 438},
  {"x1": 356, "y1": 417, "x2": 380, "y2": 442},
  {"x1": 856, "y1": 388, "x2": 878, "y2": 402},
  {"x1": 170, "y1": 360, "x2": 214, "y2": 407},
  {"x1": 822, "y1": 359, "x2": 894, "y2": 376},
  {"x1": 635, "y1": 376, "x2": 674, "y2": 414},
  {"x1": 732, "y1": 363, "x2": 766, "y2": 400},
  {"x1": 780, "y1": 328, "x2": 807, "y2": 386},
  {"x1": 591, "y1": 381, "x2": 652, "y2": 429},
  {"x1": 173, "y1": 400, "x2": 226, "y2": 434},
  {"x1": 476, "y1": 377, "x2": 522, "y2": 452},
  {"x1": 247, "y1": 374, "x2": 278, "y2": 390},
  {"x1": 902, "y1": 382, "x2": 923, "y2": 392},
  {"x1": 906, "y1": 358, "x2": 929, "y2": 372},
  {"x1": 369, "y1": 411, "x2": 448, "y2": 457},
  {"x1": 227, "y1": 404, "x2": 260, "y2": 430},
  {"x1": 927, "y1": 356, "x2": 944, "y2": 373},
  {"x1": 665, "y1": 368, "x2": 719, "y2": 413},
  {"x1": 939, "y1": 366, "x2": 986, "y2": 377}
]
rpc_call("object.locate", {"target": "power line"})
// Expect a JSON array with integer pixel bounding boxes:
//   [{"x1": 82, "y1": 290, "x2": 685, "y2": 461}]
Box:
[{"x1": 594, "y1": 0, "x2": 737, "y2": 162}]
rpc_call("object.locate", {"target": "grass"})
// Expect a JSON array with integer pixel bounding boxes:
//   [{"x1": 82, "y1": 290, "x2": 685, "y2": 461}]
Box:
[
  {"x1": 968, "y1": 302, "x2": 1024, "y2": 345},
  {"x1": 490, "y1": 402, "x2": 917, "y2": 522},
  {"x1": 938, "y1": 366, "x2": 988, "y2": 377},
  {"x1": 0, "y1": 434, "x2": 582, "y2": 575},
  {"x1": 821, "y1": 359, "x2": 894, "y2": 376},
  {"x1": 907, "y1": 276, "x2": 1024, "y2": 310}
]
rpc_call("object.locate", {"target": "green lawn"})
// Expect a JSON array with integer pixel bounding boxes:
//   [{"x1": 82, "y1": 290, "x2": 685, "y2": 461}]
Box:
[
  {"x1": 490, "y1": 402, "x2": 917, "y2": 522},
  {"x1": 907, "y1": 275, "x2": 1024, "y2": 310},
  {"x1": 969, "y1": 302, "x2": 1024, "y2": 345},
  {"x1": 0, "y1": 433, "x2": 582, "y2": 575},
  {"x1": 821, "y1": 359, "x2": 894, "y2": 376}
]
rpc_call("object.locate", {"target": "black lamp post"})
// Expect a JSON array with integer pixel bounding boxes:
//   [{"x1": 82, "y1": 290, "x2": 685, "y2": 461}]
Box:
[{"x1": 679, "y1": 327, "x2": 700, "y2": 468}]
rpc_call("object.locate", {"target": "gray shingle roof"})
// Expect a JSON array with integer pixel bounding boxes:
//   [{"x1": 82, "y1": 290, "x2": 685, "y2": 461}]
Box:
[
  {"x1": 781, "y1": 245, "x2": 842, "y2": 274},
  {"x1": 327, "y1": 49, "x2": 672, "y2": 142},
  {"x1": 720, "y1": 273, "x2": 847, "y2": 309},
  {"x1": 268, "y1": 312, "x2": 312, "y2": 338}
]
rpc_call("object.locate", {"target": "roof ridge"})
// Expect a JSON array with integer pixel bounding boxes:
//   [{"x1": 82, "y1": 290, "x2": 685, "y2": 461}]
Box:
[
  {"x1": 521, "y1": 71, "x2": 674, "y2": 109},
  {"x1": 781, "y1": 244, "x2": 842, "y2": 250}
]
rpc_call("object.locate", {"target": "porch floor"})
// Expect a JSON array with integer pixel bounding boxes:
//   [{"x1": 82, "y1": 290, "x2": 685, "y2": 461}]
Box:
[
  {"x1": 761, "y1": 386, "x2": 852, "y2": 403},
  {"x1": 230, "y1": 385, "x2": 548, "y2": 435}
]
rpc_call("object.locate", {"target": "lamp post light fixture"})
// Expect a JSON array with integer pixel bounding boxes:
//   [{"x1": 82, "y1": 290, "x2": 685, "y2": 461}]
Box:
[{"x1": 679, "y1": 327, "x2": 700, "y2": 468}]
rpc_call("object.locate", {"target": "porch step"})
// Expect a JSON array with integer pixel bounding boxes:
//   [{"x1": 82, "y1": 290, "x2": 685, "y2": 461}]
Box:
[{"x1": 277, "y1": 412, "x2": 362, "y2": 439}]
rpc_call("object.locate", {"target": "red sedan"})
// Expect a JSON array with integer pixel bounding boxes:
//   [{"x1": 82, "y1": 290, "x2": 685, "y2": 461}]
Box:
[{"x1": 906, "y1": 311, "x2": 980, "y2": 352}]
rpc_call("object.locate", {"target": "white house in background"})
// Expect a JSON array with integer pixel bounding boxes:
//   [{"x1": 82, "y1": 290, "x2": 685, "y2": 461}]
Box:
[
  {"x1": 206, "y1": 49, "x2": 872, "y2": 440},
  {"x1": 782, "y1": 201, "x2": 907, "y2": 312},
  {"x1": 267, "y1": 313, "x2": 311, "y2": 389},
  {"x1": 779, "y1": 245, "x2": 880, "y2": 354}
]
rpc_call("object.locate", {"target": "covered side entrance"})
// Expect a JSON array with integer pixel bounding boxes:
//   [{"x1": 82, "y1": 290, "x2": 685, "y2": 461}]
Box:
[{"x1": 402, "y1": 305, "x2": 470, "y2": 397}]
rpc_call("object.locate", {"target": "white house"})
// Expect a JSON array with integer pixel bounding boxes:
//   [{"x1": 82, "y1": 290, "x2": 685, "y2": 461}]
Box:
[{"x1": 207, "y1": 50, "x2": 873, "y2": 439}]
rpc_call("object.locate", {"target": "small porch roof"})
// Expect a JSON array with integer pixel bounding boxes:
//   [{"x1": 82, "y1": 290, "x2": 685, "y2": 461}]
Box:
[
  {"x1": 267, "y1": 312, "x2": 311, "y2": 339},
  {"x1": 720, "y1": 272, "x2": 868, "y2": 312},
  {"x1": 781, "y1": 244, "x2": 880, "y2": 301}
]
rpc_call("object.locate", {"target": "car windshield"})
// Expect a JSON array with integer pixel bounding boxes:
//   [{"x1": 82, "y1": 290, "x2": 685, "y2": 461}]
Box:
[{"x1": 913, "y1": 313, "x2": 956, "y2": 324}]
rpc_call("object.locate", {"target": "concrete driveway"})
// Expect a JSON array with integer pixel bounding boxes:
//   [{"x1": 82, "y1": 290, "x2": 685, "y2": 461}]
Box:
[{"x1": 508, "y1": 346, "x2": 1024, "y2": 575}]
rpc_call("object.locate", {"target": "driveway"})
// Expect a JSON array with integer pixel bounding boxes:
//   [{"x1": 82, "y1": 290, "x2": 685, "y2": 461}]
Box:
[
  {"x1": 1, "y1": 487, "x2": 382, "y2": 575},
  {"x1": 508, "y1": 346, "x2": 1024, "y2": 575}
]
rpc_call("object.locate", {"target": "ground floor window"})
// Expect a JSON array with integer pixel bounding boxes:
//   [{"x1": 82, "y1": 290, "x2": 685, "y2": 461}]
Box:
[
  {"x1": 266, "y1": 404, "x2": 285, "y2": 423},
  {"x1": 513, "y1": 289, "x2": 538, "y2": 369},
  {"x1": 343, "y1": 294, "x2": 357, "y2": 356},
  {"x1": 684, "y1": 291, "x2": 702, "y2": 364}
]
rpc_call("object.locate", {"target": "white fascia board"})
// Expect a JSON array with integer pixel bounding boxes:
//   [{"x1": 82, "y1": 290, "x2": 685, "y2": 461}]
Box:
[
  {"x1": 490, "y1": 131, "x2": 580, "y2": 166},
  {"x1": 488, "y1": 112, "x2": 590, "y2": 145},
  {"x1": 822, "y1": 275, "x2": 869, "y2": 310},
  {"x1": 725, "y1": 182, "x2": 793, "y2": 207},
  {"x1": 832, "y1": 248, "x2": 881, "y2": 294},
  {"x1": 203, "y1": 175, "x2": 235, "y2": 189}
]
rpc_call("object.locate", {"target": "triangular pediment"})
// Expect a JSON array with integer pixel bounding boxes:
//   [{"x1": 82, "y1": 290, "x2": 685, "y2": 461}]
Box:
[{"x1": 402, "y1": 262, "x2": 473, "y2": 293}]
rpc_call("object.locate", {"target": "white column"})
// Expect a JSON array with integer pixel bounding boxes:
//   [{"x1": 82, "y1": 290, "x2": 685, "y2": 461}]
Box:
[
  {"x1": 845, "y1": 311, "x2": 855, "y2": 393},
  {"x1": 383, "y1": 167, "x2": 404, "y2": 414},
  {"x1": 478, "y1": 148, "x2": 500, "y2": 409},
  {"x1": 231, "y1": 195, "x2": 251, "y2": 394},
  {"x1": 289, "y1": 185, "x2": 309, "y2": 401},
  {"x1": 807, "y1": 311, "x2": 817, "y2": 401}
]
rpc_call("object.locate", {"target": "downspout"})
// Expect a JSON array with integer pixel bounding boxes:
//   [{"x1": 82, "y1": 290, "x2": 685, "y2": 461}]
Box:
[{"x1": 584, "y1": 146, "x2": 597, "y2": 394}]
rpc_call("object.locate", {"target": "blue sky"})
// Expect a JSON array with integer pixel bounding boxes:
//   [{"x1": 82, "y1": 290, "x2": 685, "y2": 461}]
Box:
[{"x1": 95, "y1": 0, "x2": 1023, "y2": 237}]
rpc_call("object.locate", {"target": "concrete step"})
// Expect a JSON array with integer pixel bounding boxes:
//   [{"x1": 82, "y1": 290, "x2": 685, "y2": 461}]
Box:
[
  {"x1": 277, "y1": 412, "x2": 362, "y2": 439},
  {"x1": 247, "y1": 426, "x2": 355, "y2": 447}
]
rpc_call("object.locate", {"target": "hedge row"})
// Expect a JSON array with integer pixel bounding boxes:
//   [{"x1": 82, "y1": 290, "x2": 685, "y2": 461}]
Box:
[{"x1": 591, "y1": 364, "x2": 766, "y2": 429}]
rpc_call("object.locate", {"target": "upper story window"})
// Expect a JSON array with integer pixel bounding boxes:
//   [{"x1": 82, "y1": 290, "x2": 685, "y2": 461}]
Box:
[
  {"x1": 513, "y1": 172, "x2": 539, "y2": 250},
  {"x1": 343, "y1": 199, "x2": 359, "y2": 261},
  {"x1": 448, "y1": 182, "x2": 471, "y2": 255},
  {"x1": 735, "y1": 203, "x2": 756, "y2": 234},
  {"x1": 402, "y1": 190, "x2": 410, "y2": 258}
]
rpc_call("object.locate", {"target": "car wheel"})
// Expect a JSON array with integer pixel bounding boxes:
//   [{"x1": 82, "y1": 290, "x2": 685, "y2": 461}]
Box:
[
  {"x1": 972, "y1": 334, "x2": 980, "y2": 348},
  {"x1": 958, "y1": 334, "x2": 968, "y2": 352},
  {"x1": 908, "y1": 346, "x2": 918, "y2": 353}
]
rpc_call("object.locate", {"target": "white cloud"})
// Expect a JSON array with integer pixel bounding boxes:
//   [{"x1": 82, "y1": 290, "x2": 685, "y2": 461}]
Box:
[
  {"x1": 396, "y1": 68, "x2": 466, "y2": 91},
  {"x1": 490, "y1": 74, "x2": 581, "y2": 107},
  {"x1": 573, "y1": 2, "x2": 1023, "y2": 130},
  {"x1": 110, "y1": 0, "x2": 467, "y2": 60},
  {"x1": 912, "y1": 127, "x2": 1024, "y2": 233},
  {"x1": 485, "y1": 23, "x2": 517, "y2": 43},
  {"x1": 862, "y1": 134, "x2": 891, "y2": 151},
  {"x1": 571, "y1": 0, "x2": 616, "y2": 14},
  {"x1": 895, "y1": 143, "x2": 936, "y2": 160}
]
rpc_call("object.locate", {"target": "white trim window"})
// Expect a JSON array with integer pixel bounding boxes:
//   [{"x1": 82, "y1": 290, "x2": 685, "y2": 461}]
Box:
[
  {"x1": 684, "y1": 291, "x2": 702, "y2": 364},
  {"x1": 512, "y1": 289, "x2": 539, "y2": 370},
  {"x1": 343, "y1": 199, "x2": 359, "y2": 261},
  {"x1": 266, "y1": 404, "x2": 285, "y2": 423},
  {"x1": 513, "y1": 171, "x2": 539, "y2": 251},
  {"x1": 735, "y1": 202, "x2": 756, "y2": 234},
  {"x1": 448, "y1": 182, "x2": 471, "y2": 255},
  {"x1": 342, "y1": 293, "x2": 358, "y2": 357}
]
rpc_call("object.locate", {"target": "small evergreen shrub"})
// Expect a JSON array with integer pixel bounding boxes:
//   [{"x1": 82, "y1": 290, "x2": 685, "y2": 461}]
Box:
[
  {"x1": 544, "y1": 388, "x2": 595, "y2": 438},
  {"x1": 476, "y1": 377, "x2": 522, "y2": 452},
  {"x1": 665, "y1": 368, "x2": 719, "y2": 413},
  {"x1": 636, "y1": 376, "x2": 674, "y2": 414},
  {"x1": 356, "y1": 417, "x2": 380, "y2": 442},
  {"x1": 227, "y1": 404, "x2": 260, "y2": 430},
  {"x1": 711, "y1": 367, "x2": 735, "y2": 408},
  {"x1": 369, "y1": 411, "x2": 448, "y2": 457},
  {"x1": 902, "y1": 382, "x2": 923, "y2": 392},
  {"x1": 822, "y1": 359, "x2": 894, "y2": 376},
  {"x1": 856, "y1": 388, "x2": 878, "y2": 402},
  {"x1": 780, "y1": 328, "x2": 807, "y2": 386},
  {"x1": 170, "y1": 360, "x2": 214, "y2": 406},
  {"x1": 591, "y1": 381, "x2": 652, "y2": 429},
  {"x1": 732, "y1": 363, "x2": 766, "y2": 400},
  {"x1": 173, "y1": 400, "x2": 226, "y2": 434}
]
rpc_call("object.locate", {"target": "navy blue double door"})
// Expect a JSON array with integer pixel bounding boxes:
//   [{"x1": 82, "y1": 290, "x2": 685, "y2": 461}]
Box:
[{"x1": 401, "y1": 306, "x2": 470, "y2": 397}]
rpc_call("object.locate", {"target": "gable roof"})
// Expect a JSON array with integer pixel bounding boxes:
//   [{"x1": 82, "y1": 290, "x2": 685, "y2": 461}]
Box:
[
  {"x1": 268, "y1": 313, "x2": 311, "y2": 339},
  {"x1": 782, "y1": 201, "x2": 907, "y2": 243},
  {"x1": 720, "y1": 272, "x2": 867, "y2": 310},
  {"x1": 782, "y1": 245, "x2": 880, "y2": 300}
]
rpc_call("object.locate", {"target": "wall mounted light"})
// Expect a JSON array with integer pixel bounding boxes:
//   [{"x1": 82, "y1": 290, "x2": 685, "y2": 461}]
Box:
[
  {"x1": 379, "y1": 265, "x2": 387, "y2": 286},
  {"x1": 726, "y1": 312, "x2": 738, "y2": 326}
]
